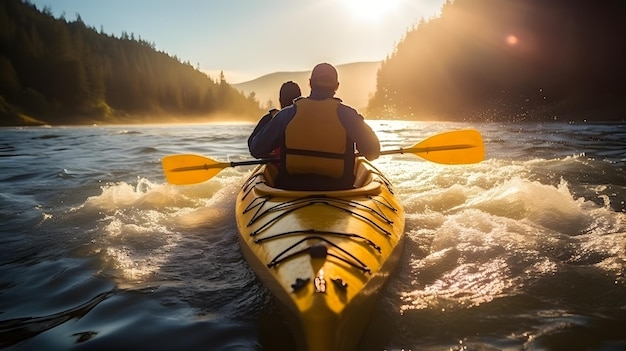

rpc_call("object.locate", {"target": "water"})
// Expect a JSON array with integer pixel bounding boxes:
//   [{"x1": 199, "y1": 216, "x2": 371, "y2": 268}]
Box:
[{"x1": 1, "y1": 121, "x2": 625, "y2": 350}]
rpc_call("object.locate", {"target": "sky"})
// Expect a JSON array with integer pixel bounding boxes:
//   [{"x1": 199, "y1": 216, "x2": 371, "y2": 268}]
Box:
[{"x1": 29, "y1": 0, "x2": 447, "y2": 83}]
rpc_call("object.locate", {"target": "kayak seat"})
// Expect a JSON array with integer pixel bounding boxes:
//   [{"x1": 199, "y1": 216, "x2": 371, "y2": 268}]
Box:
[{"x1": 256, "y1": 158, "x2": 382, "y2": 197}]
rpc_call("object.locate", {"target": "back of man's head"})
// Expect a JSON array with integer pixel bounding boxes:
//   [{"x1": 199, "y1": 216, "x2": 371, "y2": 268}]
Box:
[{"x1": 309, "y1": 63, "x2": 339, "y2": 92}]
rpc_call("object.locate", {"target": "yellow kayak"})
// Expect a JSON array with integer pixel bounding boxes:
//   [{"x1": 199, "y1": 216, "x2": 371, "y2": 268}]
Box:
[
  {"x1": 162, "y1": 130, "x2": 483, "y2": 350},
  {"x1": 235, "y1": 158, "x2": 405, "y2": 351}
]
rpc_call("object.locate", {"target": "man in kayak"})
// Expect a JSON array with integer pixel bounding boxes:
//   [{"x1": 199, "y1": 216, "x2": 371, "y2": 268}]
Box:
[
  {"x1": 249, "y1": 62, "x2": 380, "y2": 190},
  {"x1": 247, "y1": 80, "x2": 302, "y2": 158}
]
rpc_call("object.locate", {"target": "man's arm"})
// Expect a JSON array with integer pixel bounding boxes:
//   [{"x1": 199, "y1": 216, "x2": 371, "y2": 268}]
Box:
[
  {"x1": 249, "y1": 106, "x2": 295, "y2": 159},
  {"x1": 337, "y1": 105, "x2": 380, "y2": 160},
  {"x1": 247, "y1": 110, "x2": 275, "y2": 151}
]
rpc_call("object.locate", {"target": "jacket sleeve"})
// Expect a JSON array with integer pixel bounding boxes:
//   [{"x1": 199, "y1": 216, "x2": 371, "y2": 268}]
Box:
[
  {"x1": 337, "y1": 105, "x2": 380, "y2": 160},
  {"x1": 247, "y1": 111, "x2": 275, "y2": 152},
  {"x1": 249, "y1": 107, "x2": 294, "y2": 159}
]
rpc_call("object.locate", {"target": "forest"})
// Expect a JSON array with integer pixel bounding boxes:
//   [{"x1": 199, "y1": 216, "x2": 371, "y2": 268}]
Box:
[
  {"x1": 2, "y1": 0, "x2": 625, "y2": 125},
  {"x1": 367, "y1": 0, "x2": 626, "y2": 122},
  {"x1": 0, "y1": 0, "x2": 263, "y2": 126}
]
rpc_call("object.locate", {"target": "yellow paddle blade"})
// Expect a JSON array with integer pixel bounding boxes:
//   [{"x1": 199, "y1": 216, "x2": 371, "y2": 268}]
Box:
[
  {"x1": 162, "y1": 154, "x2": 229, "y2": 185},
  {"x1": 409, "y1": 129, "x2": 484, "y2": 164},
  {"x1": 380, "y1": 129, "x2": 485, "y2": 164}
]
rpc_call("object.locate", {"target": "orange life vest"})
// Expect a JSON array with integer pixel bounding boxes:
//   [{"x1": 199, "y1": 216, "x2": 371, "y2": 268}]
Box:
[{"x1": 283, "y1": 98, "x2": 353, "y2": 179}]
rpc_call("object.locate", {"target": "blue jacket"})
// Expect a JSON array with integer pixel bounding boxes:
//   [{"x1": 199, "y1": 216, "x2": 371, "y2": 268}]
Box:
[
  {"x1": 247, "y1": 108, "x2": 278, "y2": 158},
  {"x1": 249, "y1": 90, "x2": 380, "y2": 161}
]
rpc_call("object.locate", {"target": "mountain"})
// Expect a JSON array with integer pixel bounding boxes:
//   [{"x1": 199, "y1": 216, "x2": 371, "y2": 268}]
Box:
[
  {"x1": 369, "y1": 0, "x2": 626, "y2": 122},
  {"x1": 233, "y1": 62, "x2": 381, "y2": 111},
  {"x1": 0, "y1": 0, "x2": 263, "y2": 126}
]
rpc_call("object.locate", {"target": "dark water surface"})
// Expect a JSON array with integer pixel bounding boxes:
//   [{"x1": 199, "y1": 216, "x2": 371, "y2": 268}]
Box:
[{"x1": 1, "y1": 121, "x2": 625, "y2": 350}]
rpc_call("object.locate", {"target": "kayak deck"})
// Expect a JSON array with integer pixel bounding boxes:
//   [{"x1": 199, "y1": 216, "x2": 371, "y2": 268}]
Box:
[{"x1": 235, "y1": 158, "x2": 405, "y2": 351}]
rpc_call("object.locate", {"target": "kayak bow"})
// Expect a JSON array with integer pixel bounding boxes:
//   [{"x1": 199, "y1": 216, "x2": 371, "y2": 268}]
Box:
[{"x1": 235, "y1": 158, "x2": 405, "y2": 351}]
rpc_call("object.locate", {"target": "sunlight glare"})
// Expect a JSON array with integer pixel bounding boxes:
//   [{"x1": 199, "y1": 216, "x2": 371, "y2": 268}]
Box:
[
  {"x1": 506, "y1": 34, "x2": 519, "y2": 46},
  {"x1": 341, "y1": 0, "x2": 403, "y2": 22}
]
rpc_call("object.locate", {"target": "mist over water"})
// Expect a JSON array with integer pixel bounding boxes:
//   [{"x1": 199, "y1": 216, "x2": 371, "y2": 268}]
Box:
[{"x1": 1, "y1": 121, "x2": 625, "y2": 350}]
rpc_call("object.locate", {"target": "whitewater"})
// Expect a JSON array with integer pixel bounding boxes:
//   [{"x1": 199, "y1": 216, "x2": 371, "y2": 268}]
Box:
[{"x1": 1, "y1": 120, "x2": 625, "y2": 350}]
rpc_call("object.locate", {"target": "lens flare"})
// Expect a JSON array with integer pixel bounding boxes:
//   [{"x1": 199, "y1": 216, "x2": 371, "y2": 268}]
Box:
[{"x1": 506, "y1": 34, "x2": 519, "y2": 45}]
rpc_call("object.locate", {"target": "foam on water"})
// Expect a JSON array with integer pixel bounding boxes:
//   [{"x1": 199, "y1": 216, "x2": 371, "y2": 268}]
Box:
[
  {"x1": 385, "y1": 156, "x2": 626, "y2": 315},
  {"x1": 66, "y1": 172, "x2": 245, "y2": 287}
]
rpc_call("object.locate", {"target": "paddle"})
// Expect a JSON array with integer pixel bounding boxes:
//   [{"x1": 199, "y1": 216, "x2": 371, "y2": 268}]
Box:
[
  {"x1": 162, "y1": 129, "x2": 484, "y2": 185},
  {"x1": 162, "y1": 154, "x2": 278, "y2": 185},
  {"x1": 378, "y1": 129, "x2": 484, "y2": 164}
]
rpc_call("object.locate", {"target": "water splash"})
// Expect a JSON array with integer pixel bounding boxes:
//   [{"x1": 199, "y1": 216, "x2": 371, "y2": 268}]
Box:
[
  {"x1": 394, "y1": 157, "x2": 626, "y2": 314},
  {"x1": 68, "y1": 175, "x2": 243, "y2": 286}
]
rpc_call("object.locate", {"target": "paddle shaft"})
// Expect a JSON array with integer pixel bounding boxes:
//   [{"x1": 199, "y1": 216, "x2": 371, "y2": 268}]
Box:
[
  {"x1": 162, "y1": 129, "x2": 484, "y2": 184},
  {"x1": 175, "y1": 142, "x2": 476, "y2": 173},
  {"x1": 379, "y1": 143, "x2": 477, "y2": 156},
  {"x1": 169, "y1": 157, "x2": 279, "y2": 173}
]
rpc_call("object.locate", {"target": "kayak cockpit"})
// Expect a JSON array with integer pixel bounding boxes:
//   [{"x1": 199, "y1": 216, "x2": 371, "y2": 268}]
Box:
[{"x1": 254, "y1": 158, "x2": 385, "y2": 197}]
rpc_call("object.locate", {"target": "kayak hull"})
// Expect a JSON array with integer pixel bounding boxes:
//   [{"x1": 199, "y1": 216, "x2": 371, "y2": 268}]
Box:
[{"x1": 235, "y1": 158, "x2": 405, "y2": 351}]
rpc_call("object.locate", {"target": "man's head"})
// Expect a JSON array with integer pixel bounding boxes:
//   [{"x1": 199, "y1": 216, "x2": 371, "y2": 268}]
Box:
[
  {"x1": 279, "y1": 81, "x2": 301, "y2": 108},
  {"x1": 309, "y1": 63, "x2": 339, "y2": 92}
]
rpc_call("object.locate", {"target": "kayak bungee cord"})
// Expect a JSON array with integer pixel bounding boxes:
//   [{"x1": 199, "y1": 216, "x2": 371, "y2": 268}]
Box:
[
  {"x1": 254, "y1": 229, "x2": 382, "y2": 253},
  {"x1": 266, "y1": 235, "x2": 372, "y2": 274}
]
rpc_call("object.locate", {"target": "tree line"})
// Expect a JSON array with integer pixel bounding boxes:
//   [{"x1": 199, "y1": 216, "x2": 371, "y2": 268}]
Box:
[
  {"x1": 3, "y1": 0, "x2": 625, "y2": 125},
  {"x1": 368, "y1": 0, "x2": 626, "y2": 122},
  {"x1": 0, "y1": 0, "x2": 263, "y2": 126}
]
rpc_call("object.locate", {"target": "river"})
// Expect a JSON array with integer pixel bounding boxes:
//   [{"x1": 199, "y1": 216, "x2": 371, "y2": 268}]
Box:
[{"x1": 1, "y1": 120, "x2": 625, "y2": 350}]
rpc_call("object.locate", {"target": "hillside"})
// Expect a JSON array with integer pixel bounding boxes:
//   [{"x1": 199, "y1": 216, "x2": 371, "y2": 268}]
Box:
[
  {"x1": 233, "y1": 62, "x2": 381, "y2": 112},
  {"x1": 5, "y1": 0, "x2": 623, "y2": 125},
  {"x1": 369, "y1": 0, "x2": 626, "y2": 122},
  {"x1": 0, "y1": 0, "x2": 262, "y2": 126}
]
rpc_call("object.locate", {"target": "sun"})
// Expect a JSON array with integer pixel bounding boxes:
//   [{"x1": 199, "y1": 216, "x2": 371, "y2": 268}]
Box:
[{"x1": 341, "y1": 0, "x2": 403, "y2": 22}]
